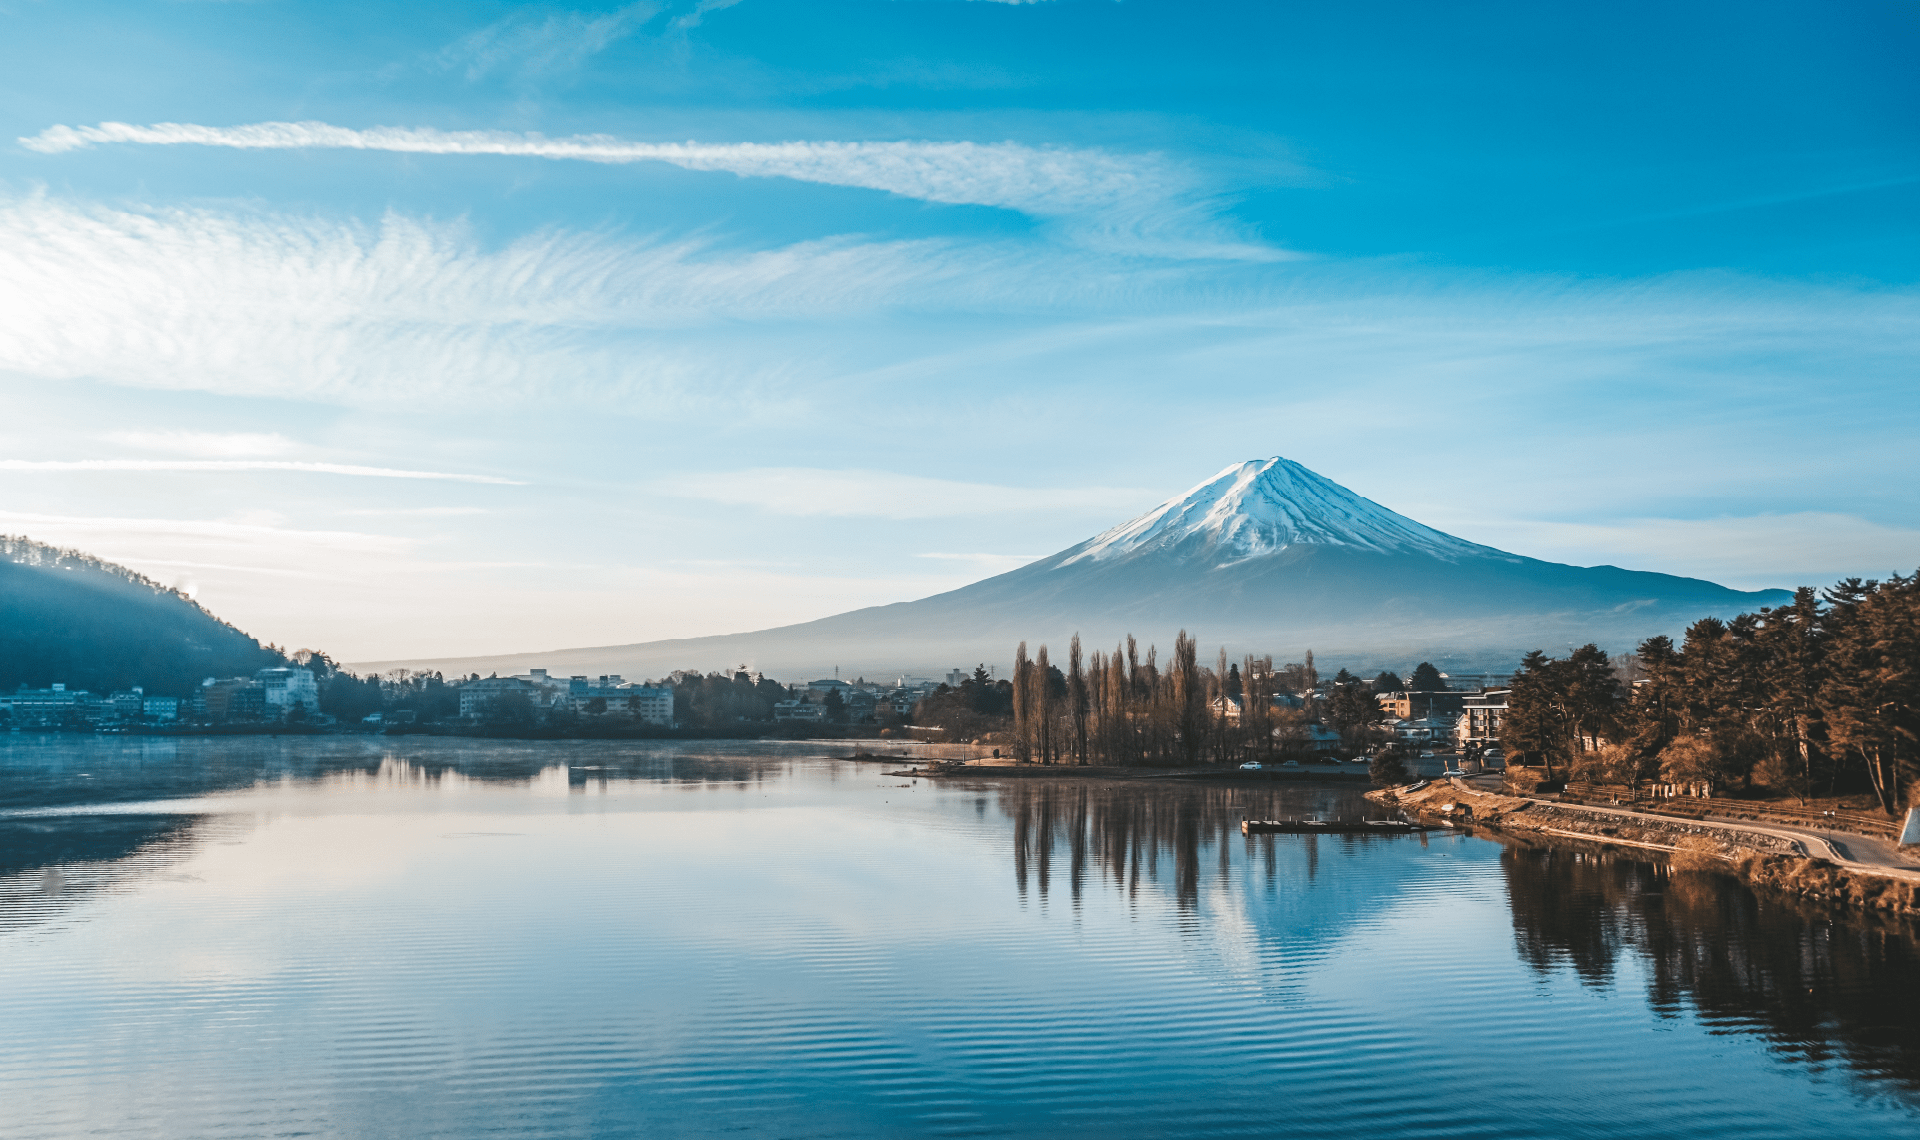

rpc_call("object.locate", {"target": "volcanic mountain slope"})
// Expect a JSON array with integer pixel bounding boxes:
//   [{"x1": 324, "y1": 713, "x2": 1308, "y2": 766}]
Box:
[
  {"x1": 363, "y1": 458, "x2": 1794, "y2": 679},
  {"x1": 0, "y1": 536, "x2": 281, "y2": 696}
]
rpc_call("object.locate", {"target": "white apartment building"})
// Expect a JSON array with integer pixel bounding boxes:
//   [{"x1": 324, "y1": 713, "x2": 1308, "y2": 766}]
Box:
[
  {"x1": 459, "y1": 677, "x2": 544, "y2": 719},
  {"x1": 255, "y1": 668, "x2": 320, "y2": 714},
  {"x1": 488, "y1": 670, "x2": 674, "y2": 725}
]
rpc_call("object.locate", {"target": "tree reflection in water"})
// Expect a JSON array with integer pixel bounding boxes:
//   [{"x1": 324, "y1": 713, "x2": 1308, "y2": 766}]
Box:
[
  {"x1": 996, "y1": 779, "x2": 1920, "y2": 1100},
  {"x1": 999, "y1": 778, "x2": 1377, "y2": 909},
  {"x1": 1502, "y1": 840, "x2": 1920, "y2": 1096}
]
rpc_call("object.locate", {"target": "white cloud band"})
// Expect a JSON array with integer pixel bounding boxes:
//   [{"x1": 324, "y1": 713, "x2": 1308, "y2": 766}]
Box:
[
  {"x1": 0, "y1": 460, "x2": 520, "y2": 484},
  {"x1": 21, "y1": 120, "x2": 1172, "y2": 219}
]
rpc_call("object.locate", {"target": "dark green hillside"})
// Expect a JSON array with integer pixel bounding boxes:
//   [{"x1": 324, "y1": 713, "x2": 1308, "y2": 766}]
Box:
[{"x1": 0, "y1": 536, "x2": 281, "y2": 697}]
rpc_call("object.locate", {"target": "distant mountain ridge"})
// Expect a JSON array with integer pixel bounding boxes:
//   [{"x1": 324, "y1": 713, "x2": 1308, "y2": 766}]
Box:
[
  {"x1": 0, "y1": 535, "x2": 280, "y2": 696},
  {"x1": 360, "y1": 457, "x2": 1794, "y2": 681}
]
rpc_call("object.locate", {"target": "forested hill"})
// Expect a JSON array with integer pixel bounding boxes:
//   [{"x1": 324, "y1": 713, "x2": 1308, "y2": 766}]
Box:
[{"x1": 0, "y1": 536, "x2": 282, "y2": 697}]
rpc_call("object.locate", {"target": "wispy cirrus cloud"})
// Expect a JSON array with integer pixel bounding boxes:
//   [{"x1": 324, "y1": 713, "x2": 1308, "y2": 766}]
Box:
[
  {"x1": 439, "y1": 2, "x2": 660, "y2": 80},
  {"x1": 668, "y1": 0, "x2": 743, "y2": 31},
  {"x1": 656, "y1": 467, "x2": 1152, "y2": 519},
  {"x1": 0, "y1": 460, "x2": 520, "y2": 483},
  {"x1": 17, "y1": 120, "x2": 1280, "y2": 259},
  {"x1": 0, "y1": 193, "x2": 1151, "y2": 409}
]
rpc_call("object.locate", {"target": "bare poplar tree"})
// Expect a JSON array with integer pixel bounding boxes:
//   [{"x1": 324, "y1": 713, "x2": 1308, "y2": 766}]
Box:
[
  {"x1": 1172, "y1": 632, "x2": 1204, "y2": 766},
  {"x1": 1068, "y1": 633, "x2": 1089, "y2": 766},
  {"x1": 1215, "y1": 645, "x2": 1232, "y2": 764},
  {"x1": 1244, "y1": 654, "x2": 1272, "y2": 761},
  {"x1": 1090, "y1": 648, "x2": 1105, "y2": 763},
  {"x1": 1012, "y1": 641, "x2": 1031, "y2": 761},
  {"x1": 1044, "y1": 644, "x2": 1059, "y2": 760}
]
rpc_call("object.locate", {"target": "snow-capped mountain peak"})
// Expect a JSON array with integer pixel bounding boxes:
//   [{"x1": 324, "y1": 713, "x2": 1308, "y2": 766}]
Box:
[{"x1": 1060, "y1": 457, "x2": 1498, "y2": 566}]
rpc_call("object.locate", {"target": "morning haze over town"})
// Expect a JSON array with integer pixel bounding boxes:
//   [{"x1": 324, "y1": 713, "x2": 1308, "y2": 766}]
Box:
[{"x1": 2, "y1": 3, "x2": 1918, "y2": 1138}]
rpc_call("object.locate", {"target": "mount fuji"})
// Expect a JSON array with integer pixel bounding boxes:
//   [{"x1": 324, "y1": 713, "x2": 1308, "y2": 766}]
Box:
[{"x1": 365, "y1": 457, "x2": 1792, "y2": 678}]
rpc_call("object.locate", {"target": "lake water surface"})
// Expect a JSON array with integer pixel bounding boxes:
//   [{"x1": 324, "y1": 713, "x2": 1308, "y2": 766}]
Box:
[{"x1": 2, "y1": 737, "x2": 1918, "y2": 1139}]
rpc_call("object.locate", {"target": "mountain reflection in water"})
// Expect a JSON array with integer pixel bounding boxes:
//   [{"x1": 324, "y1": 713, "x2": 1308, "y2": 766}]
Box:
[
  {"x1": 2, "y1": 738, "x2": 1918, "y2": 1139},
  {"x1": 994, "y1": 775, "x2": 1920, "y2": 1100}
]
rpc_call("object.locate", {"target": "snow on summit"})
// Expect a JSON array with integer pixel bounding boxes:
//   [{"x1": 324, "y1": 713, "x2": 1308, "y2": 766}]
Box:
[{"x1": 1062, "y1": 457, "x2": 1499, "y2": 566}]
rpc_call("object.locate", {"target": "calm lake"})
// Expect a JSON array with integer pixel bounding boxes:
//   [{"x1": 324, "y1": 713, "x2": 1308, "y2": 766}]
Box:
[{"x1": 2, "y1": 737, "x2": 1917, "y2": 1139}]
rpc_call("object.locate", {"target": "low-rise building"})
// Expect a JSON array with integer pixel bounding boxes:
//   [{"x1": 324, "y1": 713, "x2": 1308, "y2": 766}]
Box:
[
  {"x1": 202, "y1": 677, "x2": 266, "y2": 722},
  {"x1": 1456, "y1": 690, "x2": 1510, "y2": 746},
  {"x1": 458, "y1": 677, "x2": 544, "y2": 719},
  {"x1": 512, "y1": 668, "x2": 563, "y2": 705},
  {"x1": 1, "y1": 683, "x2": 100, "y2": 726},
  {"x1": 1273, "y1": 721, "x2": 1342, "y2": 751},
  {"x1": 773, "y1": 699, "x2": 825, "y2": 722},
  {"x1": 1392, "y1": 716, "x2": 1455, "y2": 746},
  {"x1": 255, "y1": 668, "x2": 320, "y2": 715},
  {"x1": 551, "y1": 675, "x2": 674, "y2": 724},
  {"x1": 619, "y1": 685, "x2": 674, "y2": 726},
  {"x1": 142, "y1": 695, "x2": 179, "y2": 722},
  {"x1": 1213, "y1": 694, "x2": 1310, "y2": 721},
  {"x1": 1298, "y1": 723, "x2": 1342, "y2": 752},
  {"x1": 1375, "y1": 690, "x2": 1466, "y2": 719}
]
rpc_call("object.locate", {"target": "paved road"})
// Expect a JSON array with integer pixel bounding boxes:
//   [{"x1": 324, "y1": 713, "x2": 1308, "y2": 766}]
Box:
[{"x1": 1446, "y1": 776, "x2": 1920, "y2": 883}]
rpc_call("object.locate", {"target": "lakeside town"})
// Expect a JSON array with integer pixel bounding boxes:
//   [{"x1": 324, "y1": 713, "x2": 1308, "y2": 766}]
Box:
[
  {"x1": 6, "y1": 5, "x2": 1918, "y2": 1136},
  {"x1": 0, "y1": 657, "x2": 1515, "y2": 757}
]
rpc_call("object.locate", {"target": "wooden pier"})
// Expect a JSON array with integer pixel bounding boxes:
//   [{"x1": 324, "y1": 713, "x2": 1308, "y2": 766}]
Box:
[{"x1": 1241, "y1": 818, "x2": 1427, "y2": 834}]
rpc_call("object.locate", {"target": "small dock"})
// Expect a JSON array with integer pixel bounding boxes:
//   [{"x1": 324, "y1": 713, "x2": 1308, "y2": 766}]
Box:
[{"x1": 1242, "y1": 819, "x2": 1427, "y2": 834}]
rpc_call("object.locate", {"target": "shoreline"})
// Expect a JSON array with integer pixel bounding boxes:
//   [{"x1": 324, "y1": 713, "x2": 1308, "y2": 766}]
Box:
[
  {"x1": 886, "y1": 760, "x2": 1374, "y2": 782},
  {"x1": 1372, "y1": 779, "x2": 1920, "y2": 917}
]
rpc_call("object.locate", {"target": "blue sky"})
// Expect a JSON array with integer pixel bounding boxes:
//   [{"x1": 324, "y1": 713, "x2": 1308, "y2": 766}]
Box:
[{"x1": 0, "y1": 0, "x2": 1915, "y2": 664}]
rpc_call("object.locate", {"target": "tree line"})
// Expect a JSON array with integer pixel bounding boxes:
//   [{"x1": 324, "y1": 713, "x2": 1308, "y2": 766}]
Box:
[
  {"x1": 300, "y1": 656, "x2": 798, "y2": 730},
  {"x1": 1501, "y1": 574, "x2": 1919, "y2": 811},
  {"x1": 998, "y1": 633, "x2": 1386, "y2": 766}
]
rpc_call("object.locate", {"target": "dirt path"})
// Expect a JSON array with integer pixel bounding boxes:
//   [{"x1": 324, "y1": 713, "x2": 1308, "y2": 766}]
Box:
[{"x1": 1434, "y1": 777, "x2": 1920, "y2": 884}]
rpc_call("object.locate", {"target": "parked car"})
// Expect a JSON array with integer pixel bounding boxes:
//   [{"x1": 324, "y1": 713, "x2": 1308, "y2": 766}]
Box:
[{"x1": 1239, "y1": 761, "x2": 1262, "y2": 771}]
